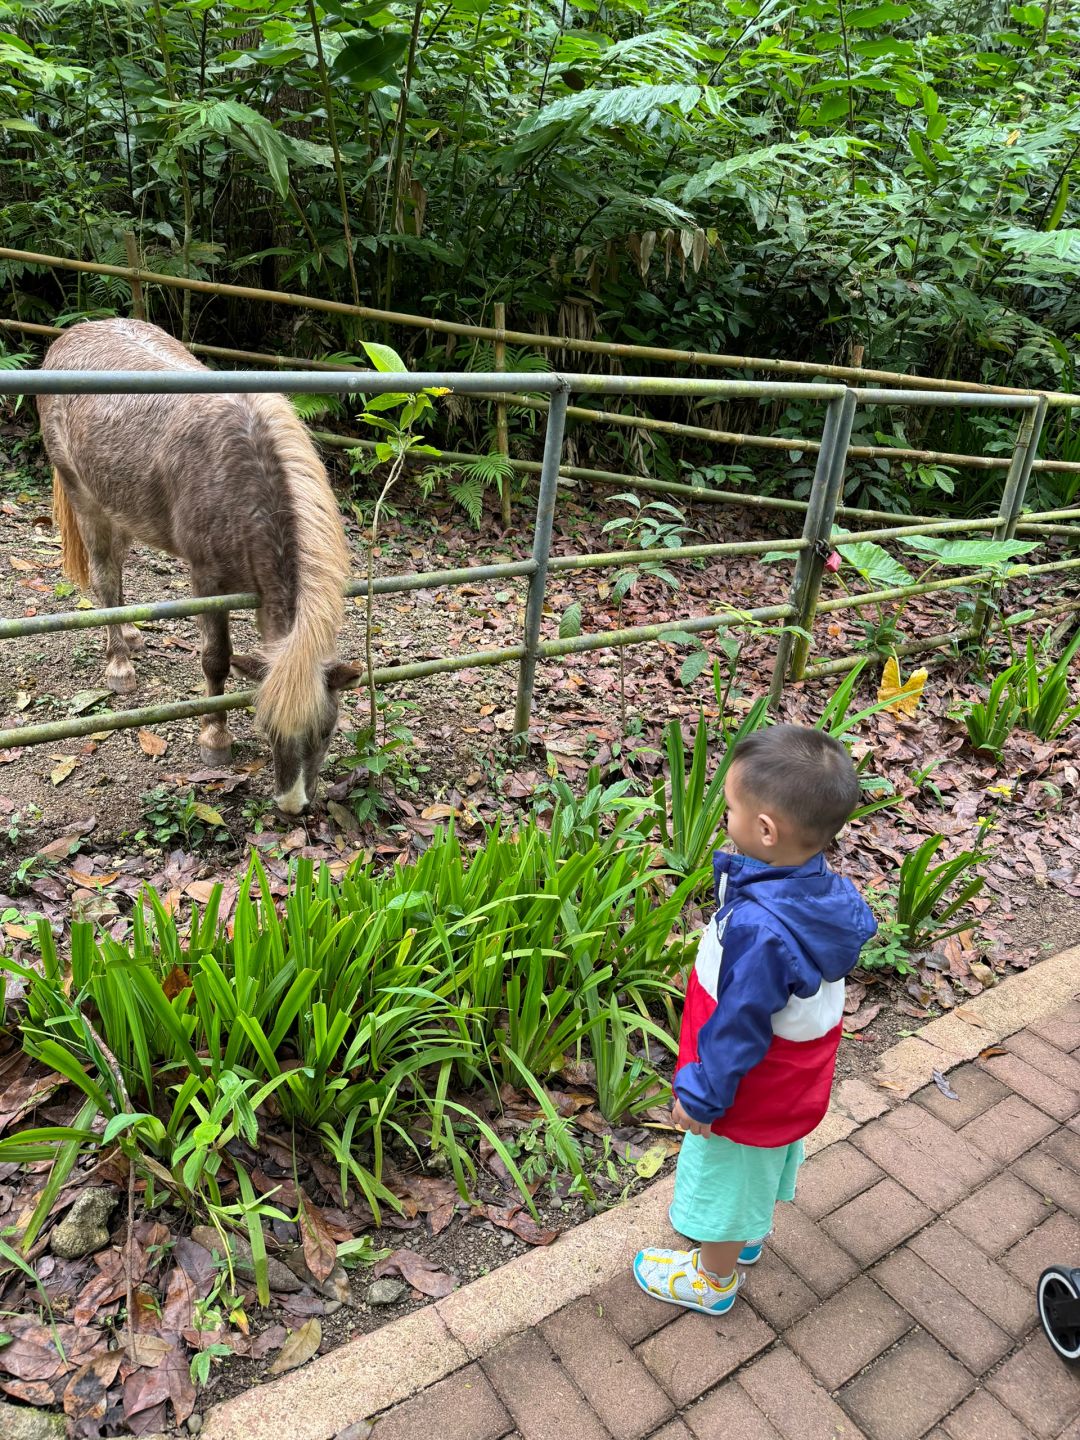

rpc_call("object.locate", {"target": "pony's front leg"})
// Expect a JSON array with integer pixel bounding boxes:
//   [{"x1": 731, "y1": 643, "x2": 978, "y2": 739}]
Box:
[{"x1": 197, "y1": 609, "x2": 234, "y2": 765}]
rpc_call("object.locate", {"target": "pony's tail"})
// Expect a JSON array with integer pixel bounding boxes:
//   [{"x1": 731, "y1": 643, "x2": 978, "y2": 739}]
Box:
[
  {"x1": 252, "y1": 410, "x2": 350, "y2": 741},
  {"x1": 254, "y1": 593, "x2": 336, "y2": 741},
  {"x1": 53, "y1": 469, "x2": 90, "y2": 590}
]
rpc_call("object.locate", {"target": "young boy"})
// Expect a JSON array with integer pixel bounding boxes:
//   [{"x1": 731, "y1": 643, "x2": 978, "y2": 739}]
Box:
[{"x1": 634, "y1": 723, "x2": 877, "y2": 1315}]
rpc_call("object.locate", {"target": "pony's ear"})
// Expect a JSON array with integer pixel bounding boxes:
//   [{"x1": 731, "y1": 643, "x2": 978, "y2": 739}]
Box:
[
  {"x1": 231, "y1": 652, "x2": 269, "y2": 682},
  {"x1": 325, "y1": 661, "x2": 362, "y2": 691}
]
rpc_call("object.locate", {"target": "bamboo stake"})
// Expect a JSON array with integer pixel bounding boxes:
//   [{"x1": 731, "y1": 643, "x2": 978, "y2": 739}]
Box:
[
  {"x1": 494, "y1": 302, "x2": 512, "y2": 529},
  {"x1": 124, "y1": 234, "x2": 145, "y2": 321}
]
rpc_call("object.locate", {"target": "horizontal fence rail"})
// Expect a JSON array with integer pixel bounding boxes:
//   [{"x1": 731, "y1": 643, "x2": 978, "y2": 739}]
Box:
[
  {"x1": 1, "y1": 364, "x2": 1078, "y2": 757},
  {"x1": 3, "y1": 245, "x2": 1078, "y2": 404}
]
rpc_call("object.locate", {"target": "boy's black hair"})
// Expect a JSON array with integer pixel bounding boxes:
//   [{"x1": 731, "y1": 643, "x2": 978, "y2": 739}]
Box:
[{"x1": 729, "y1": 723, "x2": 860, "y2": 847}]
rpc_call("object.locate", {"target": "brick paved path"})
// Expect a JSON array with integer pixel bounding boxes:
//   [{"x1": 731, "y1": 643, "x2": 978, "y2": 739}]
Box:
[{"x1": 368, "y1": 1000, "x2": 1080, "y2": 1440}]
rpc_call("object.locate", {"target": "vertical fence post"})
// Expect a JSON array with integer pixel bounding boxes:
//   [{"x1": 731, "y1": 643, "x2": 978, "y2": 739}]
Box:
[
  {"x1": 768, "y1": 388, "x2": 857, "y2": 705},
  {"x1": 494, "y1": 302, "x2": 512, "y2": 531},
  {"x1": 513, "y1": 383, "x2": 570, "y2": 750},
  {"x1": 995, "y1": 398, "x2": 1047, "y2": 541},
  {"x1": 973, "y1": 396, "x2": 1048, "y2": 640},
  {"x1": 124, "y1": 233, "x2": 145, "y2": 321}
]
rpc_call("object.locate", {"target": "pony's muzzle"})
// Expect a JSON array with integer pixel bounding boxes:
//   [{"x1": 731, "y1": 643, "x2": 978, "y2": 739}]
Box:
[{"x1": 275, "y1": 774, "x2": 309, "y2": 815}]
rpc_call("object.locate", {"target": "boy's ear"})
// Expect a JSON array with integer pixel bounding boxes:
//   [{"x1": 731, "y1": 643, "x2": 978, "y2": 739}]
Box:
[{"x1": 757, "y1": 811, "x2": 779, "y2": 847}]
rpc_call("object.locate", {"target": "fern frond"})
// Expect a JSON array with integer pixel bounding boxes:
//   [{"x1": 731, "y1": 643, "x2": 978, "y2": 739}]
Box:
[
  {"x1": 462, "y1": 451, "x2": 515, "y2": 486},
  {"x1": 449, "y1": 476, "x2": 485, "y2": 528}
]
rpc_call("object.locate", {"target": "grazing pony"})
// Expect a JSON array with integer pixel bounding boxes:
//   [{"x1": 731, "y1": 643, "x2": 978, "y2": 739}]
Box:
[{"x1": 38, "y1": 318, "x2": 357, "y2": 814}]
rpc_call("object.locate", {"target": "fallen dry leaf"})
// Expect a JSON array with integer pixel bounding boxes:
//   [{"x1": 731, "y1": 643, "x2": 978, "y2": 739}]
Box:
[
  {"x1": 50, "y1": 755, "x2": 77, "y2": 786},
  {"x1": 373, "y1": 1249, "x2": 456, "y2": 1299},
  {"x1": 299, "y1": 1191, "x2": 337, "y2": 1285},
  {"x1": 63, "y1": 1351, "x2": 122, "y2": 1427},
  {"x1": 978, "y1": 1044, "x2": 1008, "y2": 1060},
  {"x1": 267, "y1": 1318, "x2": 322, "y2": 1376},
  {"x1": 931, "y1": 1069, "x2": 959, "y2": 1101},
  {"x1": 138, "y1": 729, "x2": 168, "y2": 757},
  {"x1": 67, "y1": 869, "x2": 119, "y2": 889},
  {"x1": 844, "y1": 1002, "x2": 882, "y2": 1034}
]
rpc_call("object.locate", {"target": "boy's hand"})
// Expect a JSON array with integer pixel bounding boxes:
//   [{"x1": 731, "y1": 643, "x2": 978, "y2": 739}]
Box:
[{"x1": 671, "y1": 1098, "x2": 713, "y2": 1137}]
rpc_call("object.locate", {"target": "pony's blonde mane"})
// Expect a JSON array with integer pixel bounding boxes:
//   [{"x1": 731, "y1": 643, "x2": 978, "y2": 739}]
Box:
[{"x1": 253, "y1": 398, "x2": 351, "y2": 740}]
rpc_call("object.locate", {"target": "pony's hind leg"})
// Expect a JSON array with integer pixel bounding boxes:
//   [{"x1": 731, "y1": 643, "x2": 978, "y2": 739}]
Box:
[
  {"x1": 82, "y1": 516, "x2": 136, "y2": 693},
  {"x1": 196, "y1": 607, "x2": 234, "y2": 764}
]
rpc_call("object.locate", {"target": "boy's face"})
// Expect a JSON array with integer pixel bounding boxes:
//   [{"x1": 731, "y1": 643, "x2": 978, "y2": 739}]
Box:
[
  {"x1": 724, "y1": 762, "x2": 820, "y2": 866},
  {"x1": 723, "y1": 763, "x2": 776, "y2": 862}
]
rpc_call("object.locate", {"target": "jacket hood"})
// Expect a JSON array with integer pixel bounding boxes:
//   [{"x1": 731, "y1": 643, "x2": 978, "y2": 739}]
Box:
[{"x1": 713, "y1": 850, "x2": 877, "y2": 983}]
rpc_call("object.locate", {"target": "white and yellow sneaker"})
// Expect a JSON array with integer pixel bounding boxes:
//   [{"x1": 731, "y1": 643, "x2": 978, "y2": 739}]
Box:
[{"x1": 632, "y1": 1248, "x2": 740, "y2": 1314}]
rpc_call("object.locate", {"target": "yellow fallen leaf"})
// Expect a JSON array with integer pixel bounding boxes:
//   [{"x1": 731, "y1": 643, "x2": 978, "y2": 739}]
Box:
[
  {"x1": 878, "y1": 655, "x2": 927, "y2": 717},
  {"x1": 184, "y1": 880, "x2": 218, "y2": 905},
  {"x1": 268, "y1": 1318, "x2": 322, "y2": 1377},
  {"x1": 50, "y1": 755, "x2": 77, "y2": 786},
  {"x1": 67, "y1": 869, "x2": 119, "y2": 889},
  {"x1": 138, "y1": 729, "x2": 168, "y2": 757},
  {"x1": 634, "y1": 1142, "x2": 670, "y2": 1180},
  {"x1": 192, "y1": 802, "x2": 225, "y2": 827},
  {"x1": 421, "y1": 803, "x2": 456, "y2": 821}
]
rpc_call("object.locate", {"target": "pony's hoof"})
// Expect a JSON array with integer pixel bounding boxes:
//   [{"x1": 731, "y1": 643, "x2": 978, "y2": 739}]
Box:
[
  {"x1": 122, "y1": 625, "x2": 145, "y2": 653},
  {"x1": 106, "y1": 661, "x2": 137, "y2": 694},
  {"x1": 199, "y1": 740, "x2": 233, "y2": 767}
]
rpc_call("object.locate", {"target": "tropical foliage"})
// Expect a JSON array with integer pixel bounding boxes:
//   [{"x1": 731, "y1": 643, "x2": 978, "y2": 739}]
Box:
[{"x1": 3, "y1": 0, "x2": 1078, "y2": 406}]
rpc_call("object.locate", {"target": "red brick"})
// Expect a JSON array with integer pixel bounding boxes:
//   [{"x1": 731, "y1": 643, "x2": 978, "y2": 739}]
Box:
[
  {"x1": 595, "y1": 1268, "x2": 679, "y2": 1347},
  {"x1": 872, "y1": 1247, "x2": 1012, "y2": 1374},
  {"x1": 741, "y1": 1253, "x2": 817, "y2": 1331},
  {"x1": 822, "y1": 1179, "x2": 933, "y2": 1265},
  {"x1": 979, "y1": 1051, "x2": 1078, "y2": 1122},
  {"x1": 909, "y1": 1220, "x2": 1034, "y2": 1337},
  {"x1": 1001, "y1": 1210, "x2": 1080, "y2": 1292},
  {"x1": 1029, "y1": 1000, "x2": 1080, "y2": 1054},
  {"x1": 635, "y1": 1303, "x2": 774, "y2": 1407},
  {"x1": 481, "y1": 1331, "x2": 609, "y2": 1440},
  {"x1": 685, "y1": 1381, "x2": 783, "y2": 1439},
  {"x1": 915, "y1": 1063, "x2": 1010, "y2": 1128},
  {"x1": 370, "y1": 1363, "x2": 512, "y2": 1440},
  {"x1": 947, "y1": 1172, "x2": 1052, "y2": 1255},
  {"x1": 768, "y1": 1200, "x2": 861, "y2": 1298},
  {"x1": 942, "y1": 1387, "x2": 1036, "y2": 1440},
  {"x1": 1014, "y1": 1143, "x2": 1080, "y2": 1218},
  {"x1": 1045, "y1": 1126, "x2": 1080, "y2": 1174},
  {"x1": 959, "y1": 1095, "x2": 1057, "y2": 1165},
  {"x1": 838, "y1": 1331, "x2": 974, "y2": 1440},
  {"x1": 795, "y1": 1143, "x2": 884, "y2": 1220},
  {"x1": 986, "y1": 1331, "x2": 1080, "y2": 1437},
  {"x1": 1005, "y1": 1029, "x2": 1080, "y2": 1092},
  {"x1": 787, "y1": 1277, "x2": 911, "y2": 1390},
  {"x1": 851, "y1": 1106, "x2": 996, "y2": 1210},
  {"x1": 739, "y1": 1349, "x2": 868, "y2": 1440},
  {"x1": 541, "y1": 1298, "x2": 673, "y2": 1440}
]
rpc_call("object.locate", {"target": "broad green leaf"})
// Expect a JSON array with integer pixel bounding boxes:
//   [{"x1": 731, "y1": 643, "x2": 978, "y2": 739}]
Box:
[
  {"x1": 898, "y1": 536, "x2": 1038, "y2": 567},
  {"x1": 836, "y1": 541, "x2": 914, "y2": 590},
  {"x1": 361, "y1": 340, "x2": 407, "y2": 373}
]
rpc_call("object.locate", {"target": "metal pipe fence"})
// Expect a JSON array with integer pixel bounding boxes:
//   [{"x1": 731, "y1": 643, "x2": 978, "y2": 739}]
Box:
[{"x1": 1, "y1": 362, "x2": 1078, "y2": 756}]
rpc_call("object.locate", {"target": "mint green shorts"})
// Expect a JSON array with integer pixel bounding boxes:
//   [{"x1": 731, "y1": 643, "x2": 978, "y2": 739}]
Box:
[{"x1": 669, "y1": 1131, "x2": 805, "y2": 1243}]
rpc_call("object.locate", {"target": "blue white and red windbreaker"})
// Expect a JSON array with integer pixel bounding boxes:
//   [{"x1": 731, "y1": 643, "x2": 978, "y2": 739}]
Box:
[{"x1": 673, "y1": 851, "x2": 877, "y2": 1147}]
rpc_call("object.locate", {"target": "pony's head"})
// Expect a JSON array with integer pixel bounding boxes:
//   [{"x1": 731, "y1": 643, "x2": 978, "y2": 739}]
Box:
[{"x1": 232, "y1": 653, "x2": 360, "y2": 813}]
